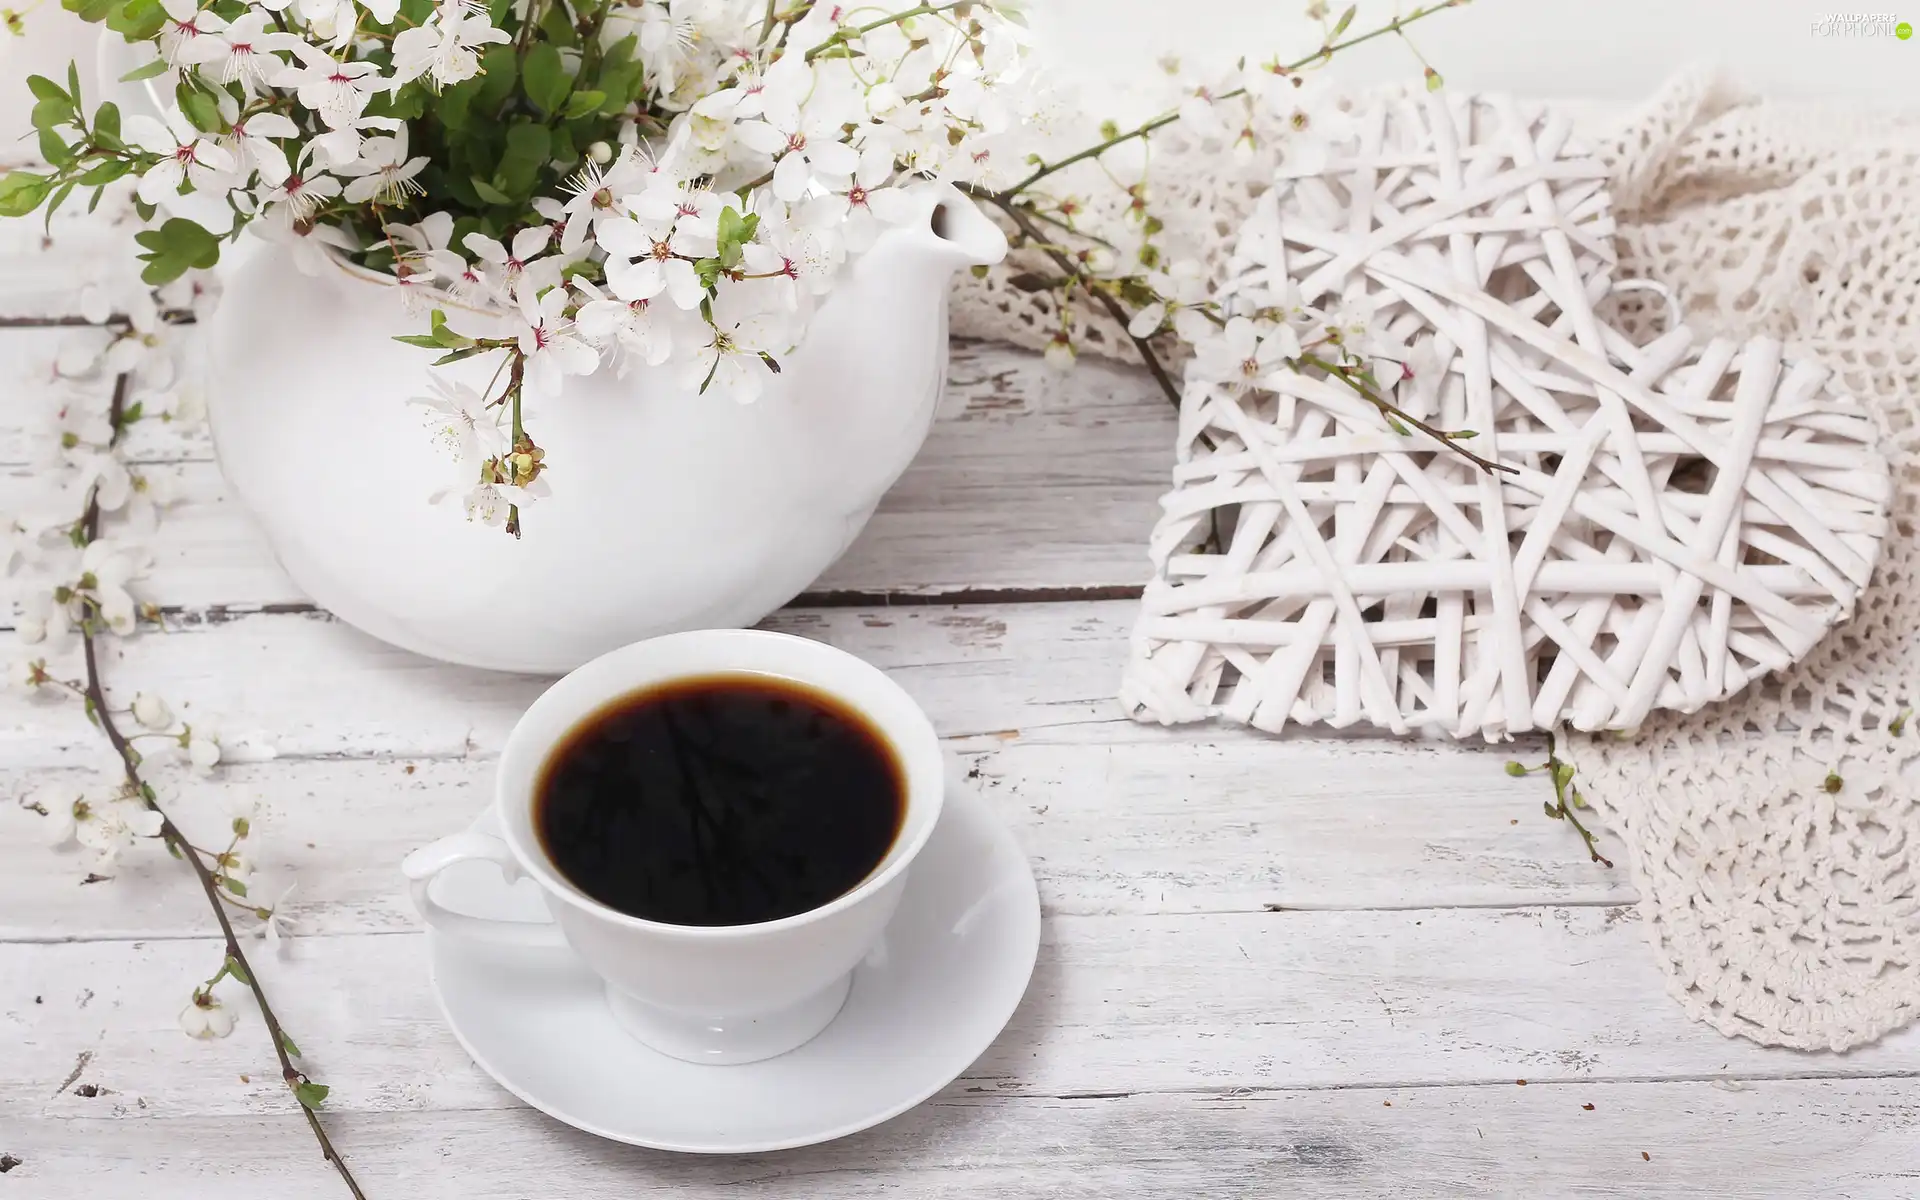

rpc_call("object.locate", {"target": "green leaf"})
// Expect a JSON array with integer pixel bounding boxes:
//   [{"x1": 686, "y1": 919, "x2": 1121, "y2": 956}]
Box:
[
  {"x1": 536, "y1": 0, "x2": 575, "y2": 45},
  {"x1": 393, "y1": 333, "x2": 446, "y2": 349},
  {"x1": 294, "y1": 1081, "x2": 330, "y2": 1110},
  {"x1": 26, "y1": 74, "x2": 69, "y2": 104},
  {"x1": 522, "y1": 43, "x2": 570, "y2": 115},
  {"x1": 31, "y1": 96, "x2": 76, "y2": 134},
  {"x1": 105, "y1": 0, "x2": 166, "y2": 38},
  {"x1": 714, "y1": 206, "x2": 758, "y2": 270},
  {"x1": 469, "y1": 176, "x2": 512, "y2": 204},
  {"x1": 79, "y1": 158, "x2": 131, "y2": 185},
  {"x1": 133, "y1": 196, "x2": 156, "y2": 221},
  {"x1": 43, "y1": 180, "x2": 76, "y2": 233},
  {"x1": 602, "y1": 32, "x2": 637, "y2": 68},
  {"x1": 495, "y1": 120, "x2": 550, "y2": 196},
  {"x1": 135, "y1": 215, "x2": 222, "y2": 284},
  {"x1": 163, "y1": 216, "x2": 219, "y2": 263},
  {"x1": 68, "y1": 59, "x2": 82, "y2": 111},
  {"x1": 549, "y1": 123, "x2": 578, "y2": 168},
  {"x1": 222, "y1": 875, "x2": 249, "y2": 897},
  {"x1": 430, "y1": 345, "x2": 490, "y2": 367},
  {"x1": 0, "y1": 171, "x2": 54, "y2": 218},
  {"x1": 562, "y1": 89, "x2": 606, "y2": 119},
  {"x1": 437, "y1": 78, "x2": 478, "y2": 131},
  {"x1": 118, "y1": 57, "x2": 171, "y2": 83},
  {"x1": 119, "y1": 400, "x2": 144, "y2": 425},
  {"x1": 1330, "y1": 4, "x2": 1355, "y2": 37},
  {"x1": 64, "y1": 0, "x2": 116, "y2": 21},
  {"x1": 473, "y1": 43, "x2": 519, "y2": 112},
  {"x1": 38, "y1": 128, "x2": 76, "y2": 167},
  {"x1": 176, "y1": 82, "x2": 223, "y2": 134},
  {"x1": 694, "y1": 257, "x2": 723, "y2": 290},
  {"x1": 281, "y1": 1032, "x2": 302, "y2": 1058},
  {"x1": 92, "y1": 101, "x2": 121, "y2": 143},
  {"x1": 428, "y1": 308, "x2": 473, "y2": 349},
  {"x1": 223, "y1": 954, "x2": 252, "y2": 985}
]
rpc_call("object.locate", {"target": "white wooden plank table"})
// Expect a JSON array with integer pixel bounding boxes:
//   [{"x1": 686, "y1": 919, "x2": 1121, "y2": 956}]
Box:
[{"x1": 3, "y1": 227, "x2": 1918, "y2": 1199}]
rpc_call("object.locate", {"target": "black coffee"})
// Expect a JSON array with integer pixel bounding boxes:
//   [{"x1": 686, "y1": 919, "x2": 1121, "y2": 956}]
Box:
[{"x1": 534, "y1": 673, "x2": 906, "y2": 927}]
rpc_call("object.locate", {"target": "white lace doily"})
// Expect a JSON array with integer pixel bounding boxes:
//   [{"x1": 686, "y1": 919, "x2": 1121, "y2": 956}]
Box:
[{"x1": 950, "y1": 72, "x2": 1920, "y2": 1052}]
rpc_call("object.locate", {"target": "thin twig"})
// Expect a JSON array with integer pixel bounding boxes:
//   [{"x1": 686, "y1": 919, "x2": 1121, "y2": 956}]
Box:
[
  {"x1": 996, "y1": 0, "x2": 1468, "y2": 198},
  {"x1": 79, "y1": 374, "x2": 369, "y2": 1200},
  {"x1": 805, "y1": 0, "x2": 972, "y2": 61},
  {"x1": 965, "y1": 187, "x2": 1184, "y2": 409},
  {"x1": 1513, "y1": 737, "x2": 1613, "y2": 869},
  {"x1": 1296, "y1": 352, "x2": 1514, "y2": 475}
]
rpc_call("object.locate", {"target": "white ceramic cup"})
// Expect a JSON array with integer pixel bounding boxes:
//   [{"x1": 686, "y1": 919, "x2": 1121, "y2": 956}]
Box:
[{"x1": 400, "y1": 629, "x2": 944, "y2": 1065}]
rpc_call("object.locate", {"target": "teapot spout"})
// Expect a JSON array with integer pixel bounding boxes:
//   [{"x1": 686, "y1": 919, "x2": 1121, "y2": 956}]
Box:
[{"x1": 911, "y1": 181, "x2": 1009, "y2": 273}]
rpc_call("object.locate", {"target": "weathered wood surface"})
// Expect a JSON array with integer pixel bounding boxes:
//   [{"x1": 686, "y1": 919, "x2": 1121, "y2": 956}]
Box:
[
  {"x1": 2, "y1": 240, "x2": 1897, "y2": 1199},
  {"x1": 10, "y1": 1079, "x2": 1918, "y2": 1200}
]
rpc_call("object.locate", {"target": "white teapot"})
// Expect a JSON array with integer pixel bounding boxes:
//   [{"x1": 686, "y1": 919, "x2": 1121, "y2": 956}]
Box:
[{"x1": 203, "y1": 183, "x2": 1006, "y2": 673}]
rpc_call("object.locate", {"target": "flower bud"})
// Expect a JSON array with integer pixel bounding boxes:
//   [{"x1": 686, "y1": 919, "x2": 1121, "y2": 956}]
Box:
[
  {"x1": 132, "y1": 692, "x2": 173, "y2": 731},
  {"x1": 587, "y1": 141, "x2": 613, "y2": 164}
]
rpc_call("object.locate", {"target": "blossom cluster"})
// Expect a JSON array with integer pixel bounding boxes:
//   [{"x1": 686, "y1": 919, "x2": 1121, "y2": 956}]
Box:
[
  {"x1": 5, "y1": 239, "x2": 287, "y2": 1039},
  {"x1": 9, "y1": 0, "x2": 1032, "y2": 531}
]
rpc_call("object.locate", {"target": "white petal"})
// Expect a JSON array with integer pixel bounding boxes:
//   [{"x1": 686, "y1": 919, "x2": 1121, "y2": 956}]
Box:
[
  {"x1": 771, "y1": 151, "x2": 810, "y2": 202},
  {"x1": 1127, "y1": 302, "x2": 1167, "y2": 339},
  {"x1": 462, "y1": 232, "x2": 507, "y2": 263},
  {"x1": 123, "y1": 114, "x2": 178, "y2": 156},
  {"x1": 806, "y1": 139, "x2": 859, "y2": 179},
  {"x1": 510, "y1": 225, "x2": 553, "y2": 261},
  {"x1": 604, "y1": 257, "x2": 665, "y2": 302},
  {"x1": 663, "y1": 258, "x2": 704, "y2": 310},
  {"x1": 865, "y1": 186, "x2": 915, "y2": 225},
  {"x1": 856, "y1": 146, "x2": 892, "y2": 189},
  {"x1": 136, "y1": 161, "x2": 185, "y2": 206}
]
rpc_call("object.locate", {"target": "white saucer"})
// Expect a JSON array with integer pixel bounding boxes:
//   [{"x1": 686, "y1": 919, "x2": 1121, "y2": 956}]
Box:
[{"x1": 424, "y1": 777, "x2": 1041, "y2": 1153}]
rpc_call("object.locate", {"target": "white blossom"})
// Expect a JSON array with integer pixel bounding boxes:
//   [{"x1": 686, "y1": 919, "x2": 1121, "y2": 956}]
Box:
[
  {"x1": 391, "y1": 4, "x2": 511, "y2": 90},
  {"x1": 132, "y1": 691, "x2": 174, "y2": 730},
  {"x1": 516, "y1": 287, "x2": 600, "y2": 396},
  {"x1": 271, "y1": 41, "x2": 383, "y2": 130},
  {"x1": 572, "y1": 279, "x2": 675, "y2": 370},
  {"x1": 411, "y1": 376, "x2": 508, "y2": 465},
  {"x1": 178, "y1": 993, "x2": 237, "y2": 1039},
  {"x1": 678, "y1": 293, "x2": 781, "y2": 403},
  {"x1": 738, "y1": 107, "x2": 860, "y2": 204},
  {"x1": 1194, "y1": 316, "x2": 1301, "y2": 388},
  {"x1": 255, "y1": 881, "x2": 299, "y2": 952},
  {"x1": 125, "y1": 109, "x2": 238, "y2": 208},
  {"x1": 75, "y1": 798, "x2": 165, "y2": 867},
  {"x1": 179, "y1": 10, "x2": 296, "y2": 91},
  {"x1": 339, "y1": 128, "x2": 430, "y2": 205},
  {"x1": 156, "y1": 0, "x2": 227, "y2": 66},
  {"x1": 225, "y1": 112, "x2": 302, "y2": 187},
  {"x1": 463, "y1": 226, "x2": 560, "y2": 304},
  {"x1": 801, "y1": 147, "x2": 914, "y2": 253}
]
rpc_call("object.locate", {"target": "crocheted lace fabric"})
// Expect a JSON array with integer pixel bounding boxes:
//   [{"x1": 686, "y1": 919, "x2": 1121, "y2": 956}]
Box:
[{"x1": 949, "y1": 73, "x2": 1920, "y2": 1052}]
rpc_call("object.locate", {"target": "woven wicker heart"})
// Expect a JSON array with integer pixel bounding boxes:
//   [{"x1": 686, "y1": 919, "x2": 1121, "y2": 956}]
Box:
[{"x1": 1120, "y1": 92, "x2": 1893, "y2": 739}]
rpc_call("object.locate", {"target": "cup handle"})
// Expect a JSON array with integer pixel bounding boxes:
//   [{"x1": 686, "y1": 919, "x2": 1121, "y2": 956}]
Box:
[{"x1": 400, "y1": 830, "x2": 569, "y2": 948}]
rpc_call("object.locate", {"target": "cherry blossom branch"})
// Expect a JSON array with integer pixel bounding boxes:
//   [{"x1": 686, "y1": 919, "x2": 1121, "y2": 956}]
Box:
[
  {"x1": 1507, "y1": 737, "x2": 1614, "y2": 869},
  {"x1": 806, "y1": 0, "x2": 974, "y2": 60},
  {"x1": 966, "y1": 187, "x2": 1185, "y2": 408},
  {"x1": 996, "y1": 0, "x2": 1470, "y2": 199},
  {"x1": 75, "y1": 374, "x2": 369, "y2": 1200},
  {"x1": 1297, "y1": 351, "x2": 1514, "y2": 475},
  {"x1": 969, "y1": 187, "x2": 1508, "y2": 478}
]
